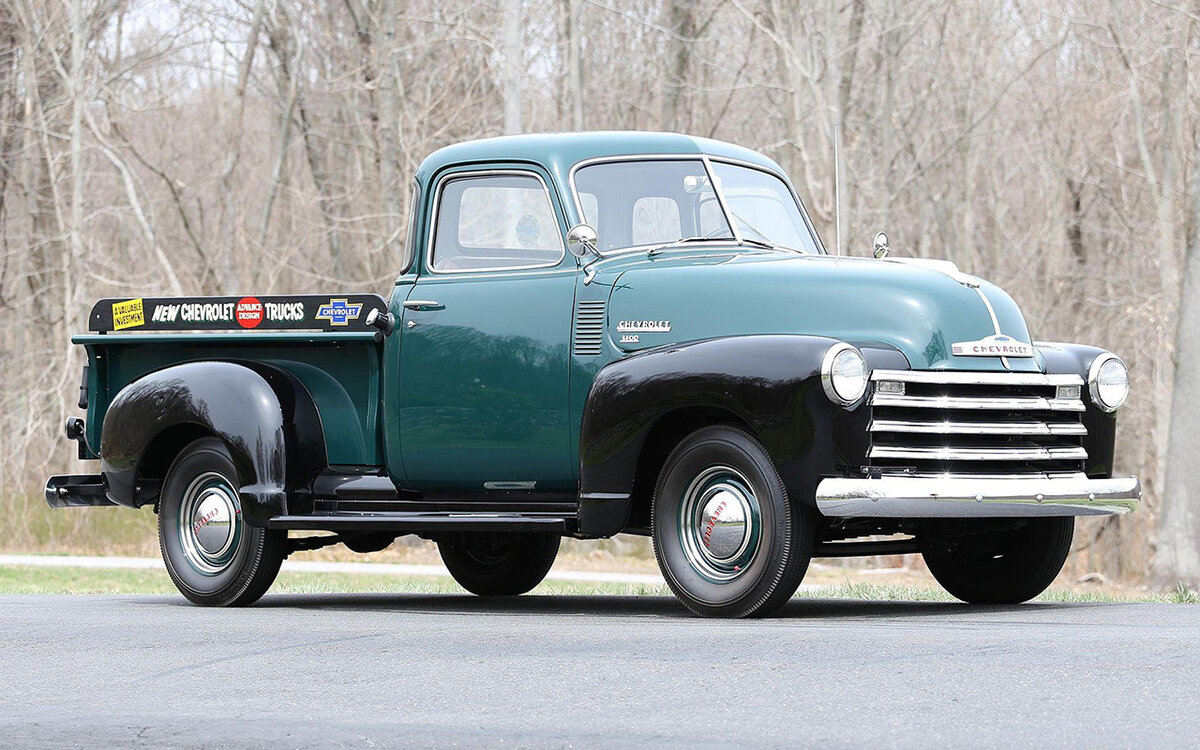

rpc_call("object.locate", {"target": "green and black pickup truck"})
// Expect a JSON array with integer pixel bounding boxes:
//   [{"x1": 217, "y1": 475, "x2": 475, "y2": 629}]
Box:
[{"x1": 46, "y1": 132, "x2": 1140, "y2": 617}]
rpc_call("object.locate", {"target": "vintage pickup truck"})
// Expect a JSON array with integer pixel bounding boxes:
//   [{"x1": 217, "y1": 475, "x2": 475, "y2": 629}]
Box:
[{"x1": 46, "y1": 132, "x2": 1140, "y2": 617}]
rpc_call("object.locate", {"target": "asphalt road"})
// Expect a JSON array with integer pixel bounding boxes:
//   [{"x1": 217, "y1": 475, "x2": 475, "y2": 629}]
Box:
[{"x1": 2, "y1": 594, "x2": 1198, "y2": 748}]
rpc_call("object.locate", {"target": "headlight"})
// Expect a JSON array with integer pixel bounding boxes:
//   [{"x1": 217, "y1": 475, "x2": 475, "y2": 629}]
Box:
[
  {"x1": 822, "y1": 343, "x2": 868, "y2": 406},
  {"x1": 1088, "y1": 353, "x2": 1129, "y2": 412}
]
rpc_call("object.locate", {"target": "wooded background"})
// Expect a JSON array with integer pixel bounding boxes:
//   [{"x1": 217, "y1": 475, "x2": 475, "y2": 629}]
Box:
[{"x1": 2, "y1": 0, "x2": 1198, "y2": 586}]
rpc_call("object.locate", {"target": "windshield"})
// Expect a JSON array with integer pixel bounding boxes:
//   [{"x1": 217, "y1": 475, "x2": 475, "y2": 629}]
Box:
[{"x1": 572, "y1": 158, "x2": 820, "y2": 254}]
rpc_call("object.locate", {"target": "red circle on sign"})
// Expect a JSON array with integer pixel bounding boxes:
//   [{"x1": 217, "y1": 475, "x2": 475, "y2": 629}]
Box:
[{"x1": 236, "y1": 296, "x2": 264, "y2": 329}]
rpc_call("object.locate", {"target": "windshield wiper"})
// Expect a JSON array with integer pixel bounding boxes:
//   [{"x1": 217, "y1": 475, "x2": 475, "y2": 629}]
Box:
[
  {"x1": 648, "y1": 235, "x2": 788, "y2": 256},
  {"x1": 647, "y1": 236, "x2": 733, "y2": 255}
]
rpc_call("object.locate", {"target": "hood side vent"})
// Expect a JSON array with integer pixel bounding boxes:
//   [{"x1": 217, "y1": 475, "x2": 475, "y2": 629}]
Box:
[{"x1": 573, "y1": 300, "x2": 606, "y2": 356}]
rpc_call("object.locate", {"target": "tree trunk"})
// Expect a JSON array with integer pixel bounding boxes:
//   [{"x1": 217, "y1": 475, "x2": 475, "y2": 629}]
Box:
[
  {"x1": 564, "y1": 0, "x2": 583, "y2": 131},
  {"x1": 661, "y1": 0, "x2": 695, "y2": 132},
  {"x1": 258, "y1": 11, "x2": 303, "y2": 259},
  {"x1": 502, "y1": 0, "x2": 522, "y2": 135},
  {"x1": 216, "y1": 0, "x2": 268, "y2": 294},
  {"x1": 835, "y1": 0, "x2": 866, "y2": 254},
  {"x1": 65, "y1": 0, "x2": 85, "y2": 340},
  {"x1": 376, "y1": 0, "x2": 403, "y2": 262},
  {"x1": 1156, "y1": 124, "x2": 1200, "y2": 588}
]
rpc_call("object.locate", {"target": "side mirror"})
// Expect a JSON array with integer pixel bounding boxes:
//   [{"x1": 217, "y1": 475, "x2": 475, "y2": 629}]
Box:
[
  {"x1": 873, "y1": 231, "x2": 890, "y2": 259},
  {"x1": 567, "y1": 223, "x2": 600, "y2": 259}
]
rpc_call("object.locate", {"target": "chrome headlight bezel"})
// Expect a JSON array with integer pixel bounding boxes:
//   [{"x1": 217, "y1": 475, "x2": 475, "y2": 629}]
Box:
[
  {"x1": 1088, "y1": 352, "x2": 1129, "y2": 413},
  {"x1": 821, "y1": 343, "x2": 868, "y2": 407}
]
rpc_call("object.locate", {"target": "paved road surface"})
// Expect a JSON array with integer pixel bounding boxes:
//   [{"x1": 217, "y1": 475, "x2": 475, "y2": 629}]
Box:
[{"x1": 2, "y1": 594, "x2": 1197, "y2": 748}]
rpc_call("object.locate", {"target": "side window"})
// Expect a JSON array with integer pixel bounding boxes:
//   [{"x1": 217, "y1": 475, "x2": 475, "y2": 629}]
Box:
[
  {"x1": 432, "y1": 173, "x2": 563, "y2": 272},
  {"x1": 632, "y1": 196, "x2": 681, "y2": 245}
]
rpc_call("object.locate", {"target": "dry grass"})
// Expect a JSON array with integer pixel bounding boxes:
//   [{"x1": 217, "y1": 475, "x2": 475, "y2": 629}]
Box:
[{"x1": 2, "y1": 564, "x2": 1196, "y2": 603}]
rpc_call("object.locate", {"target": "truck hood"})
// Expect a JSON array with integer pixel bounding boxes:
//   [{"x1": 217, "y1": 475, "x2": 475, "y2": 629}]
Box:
[{"x1": 599, "y1": 250, "x2": 1040, "y2": 372}]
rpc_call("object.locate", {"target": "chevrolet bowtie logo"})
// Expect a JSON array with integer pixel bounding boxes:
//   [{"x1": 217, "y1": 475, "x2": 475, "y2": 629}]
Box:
[{"x1": 315, "y1": 299, "x2": 363, "y2": 326}]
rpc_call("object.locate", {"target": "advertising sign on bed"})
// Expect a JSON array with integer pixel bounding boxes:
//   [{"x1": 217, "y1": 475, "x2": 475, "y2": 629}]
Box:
[{"x1": 90, "y1": 295, "x2": 388, "y2": 333}]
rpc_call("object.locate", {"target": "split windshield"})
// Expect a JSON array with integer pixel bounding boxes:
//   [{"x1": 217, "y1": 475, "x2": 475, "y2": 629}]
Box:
[{"x1": 572, "y1": 158, "x2": 820, "y2": 255}]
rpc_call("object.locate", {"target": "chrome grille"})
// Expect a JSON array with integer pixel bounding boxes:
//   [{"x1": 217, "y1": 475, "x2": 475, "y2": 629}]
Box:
[
  {"x1": 868, "y1": 369, "x2": 1087, "y2": 475},
  {"x1": 572, "y1": 299, "x2": 606, "y2": 356}
]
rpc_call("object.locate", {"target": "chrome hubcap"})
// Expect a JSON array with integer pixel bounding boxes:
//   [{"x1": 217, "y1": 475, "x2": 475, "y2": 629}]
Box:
[
  {"x1": 678, "y1": 466, "x2": 761, "y2": 582},
  {"x1": 178, "y1": 472, "x2": 242, "y2": 575}
]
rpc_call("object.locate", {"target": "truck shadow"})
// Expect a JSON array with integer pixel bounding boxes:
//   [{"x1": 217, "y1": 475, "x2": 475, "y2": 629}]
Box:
[{"x1": 245, "y1": 593, "x2": 1083, "y2": 620}]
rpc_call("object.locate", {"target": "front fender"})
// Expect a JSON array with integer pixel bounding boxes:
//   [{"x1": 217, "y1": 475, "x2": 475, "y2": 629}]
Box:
[
  {"x1": 1037, "y1": 341, "x2": 1120, "y2": 477},
  {"x1": 100, "y1": 362, "x2": 291, "y2": 522},
  {"x1": 578, "y1": 335, "x2": 907, "y2": 535}
]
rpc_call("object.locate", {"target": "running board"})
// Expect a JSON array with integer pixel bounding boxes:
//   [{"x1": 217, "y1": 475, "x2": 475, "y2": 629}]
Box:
[
  {"x1": 267, "y1": 511, "x2": 572, "y2": 533},
  {"x1": 813, "y1": 539, "x2": 922, "y2": 558}
]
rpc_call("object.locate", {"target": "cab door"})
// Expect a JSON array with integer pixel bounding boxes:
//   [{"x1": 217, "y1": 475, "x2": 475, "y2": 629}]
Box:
[{"x1": 397, "y1": 167, "x2": 577, "y2": 494}]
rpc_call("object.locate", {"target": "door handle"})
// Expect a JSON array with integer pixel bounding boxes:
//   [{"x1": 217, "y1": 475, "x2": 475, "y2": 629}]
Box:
[{"x1": 403, "y1": 300, "x2": 444, "y2": 311}]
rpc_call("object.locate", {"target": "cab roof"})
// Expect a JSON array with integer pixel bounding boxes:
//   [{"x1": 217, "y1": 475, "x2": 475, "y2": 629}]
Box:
[{"x1": 414, "y1": 131, "x2": 787, "y2": 186}]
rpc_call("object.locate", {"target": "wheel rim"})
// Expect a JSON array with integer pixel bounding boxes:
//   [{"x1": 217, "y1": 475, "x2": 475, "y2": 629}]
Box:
[
  {"x1": 677, "y1": 465, "x2": 761, "y2": 583},
  {"x1": 177, "y1": 471, "x2": 243, "y2": 576}
]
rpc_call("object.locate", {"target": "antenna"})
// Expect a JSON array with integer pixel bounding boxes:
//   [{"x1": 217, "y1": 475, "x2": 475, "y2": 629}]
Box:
[{"x1": 834, "y1": 121, "x2": 843, "y2": 257}]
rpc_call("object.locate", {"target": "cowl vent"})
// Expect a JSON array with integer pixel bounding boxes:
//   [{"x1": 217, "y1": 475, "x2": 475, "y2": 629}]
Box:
[{"x1": 573, "y1": 300, "x2": 606, "y2": 356}]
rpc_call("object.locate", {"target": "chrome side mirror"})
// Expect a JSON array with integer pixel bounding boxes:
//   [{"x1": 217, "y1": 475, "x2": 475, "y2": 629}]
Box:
[
  {"x1": 873, "y1": 231, "x2": 890, "y2": 259},
  {"x1": 567, "y1": 223, "x2": 600, "y2": 259}
]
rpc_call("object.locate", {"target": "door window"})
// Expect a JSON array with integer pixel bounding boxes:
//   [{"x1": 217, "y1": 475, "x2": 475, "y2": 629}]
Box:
[{"x1": 431, "y1": 173, "x2": 563, "y2": 272}]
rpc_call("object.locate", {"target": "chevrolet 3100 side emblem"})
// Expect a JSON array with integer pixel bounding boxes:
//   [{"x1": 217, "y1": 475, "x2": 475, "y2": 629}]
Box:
[
  {"x1": 617, "y1": 320, "x2": 671, "y2": 333},
  {"x1": 951, "y1": 334, "x2": 1034, "y2": 358}
]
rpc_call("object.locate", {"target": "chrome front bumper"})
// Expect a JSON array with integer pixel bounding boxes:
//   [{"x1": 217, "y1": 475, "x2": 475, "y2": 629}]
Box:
[{"x1": 815, "y1": 473, "x2": 1141, "y2": 518}]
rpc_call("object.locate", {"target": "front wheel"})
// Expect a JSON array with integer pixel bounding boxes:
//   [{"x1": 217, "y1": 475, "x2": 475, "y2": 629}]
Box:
[
  {"x1": 438, "y1": 532, "x2": 560, "y2": 596},
  {"x1": 922, "y1": 517, "x2": 1074, "y2": 604},
  {"x1": 652, "y1": 425, "x2": 815, "y2": 618},
  {"x1": 158, "y1": 437, "x2": 286, "y2": 606}
]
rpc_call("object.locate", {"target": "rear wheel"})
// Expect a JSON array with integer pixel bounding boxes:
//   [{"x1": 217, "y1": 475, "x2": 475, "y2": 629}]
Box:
[
  {"x1": 922, "y1": 517, "x2": 1074, "y2": 604},
  {"x1": 158, "y1": 437, "x2": 285, "y2": 606},
  {"x1": 438, "y1": 532, "x2": 560, "y2": 596},
  {"x1": 652, "y1": 425, "x2": 814, "y2": 618}
]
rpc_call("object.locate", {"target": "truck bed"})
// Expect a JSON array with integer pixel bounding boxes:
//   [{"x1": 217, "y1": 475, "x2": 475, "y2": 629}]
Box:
[{"x1": 76, "y1": 295, "x2": 389, "y2": 467}]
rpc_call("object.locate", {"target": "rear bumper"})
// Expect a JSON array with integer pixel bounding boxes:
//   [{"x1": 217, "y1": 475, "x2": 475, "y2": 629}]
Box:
[
  {"x1": 45, "y1": 474, "x2": 114, "y2": 508},
  {"x1": 815, "y1": 473, "x2": 1140, "y2": 518}
]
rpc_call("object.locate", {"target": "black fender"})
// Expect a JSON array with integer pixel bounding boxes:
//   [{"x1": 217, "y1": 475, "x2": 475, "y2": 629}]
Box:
[
  {"x1": 577, "y1": 335, "x2": 907, "y2": 536},
  {"x1": 1037, "y1": 342, "x2": 1120, "y2": 478},
  {"x1": 100, "y1": 361, "x2": 327, "y2": 524}
]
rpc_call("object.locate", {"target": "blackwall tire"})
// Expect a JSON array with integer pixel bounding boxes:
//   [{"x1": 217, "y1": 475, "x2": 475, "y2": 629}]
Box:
[
  {"x1": 438, "y1": 532, "x2": 560, "y2": 596},
  {"x1": 158, "y1": 437, "x2": 285, "y2": 607},
  {"x1": 652, "y1": 425, "x2": 814, "y2": 618},
  {"x1": 922, "y1": 517, "x2": 1075, "y2": 604}
]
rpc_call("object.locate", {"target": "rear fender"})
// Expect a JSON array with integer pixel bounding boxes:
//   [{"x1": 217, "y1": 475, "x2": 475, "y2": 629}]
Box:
[{"x1": 100, "y1": 361, "x2": 326, "y2": 524}]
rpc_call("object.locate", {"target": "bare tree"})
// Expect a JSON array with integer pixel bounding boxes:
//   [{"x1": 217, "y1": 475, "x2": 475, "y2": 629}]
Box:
[
  {"x1": 503, "y1": 0, "x2": 523, "y2": 134},
  {"x1": 0, "y1": 0, "x2": 1196, "y2": 580}
]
